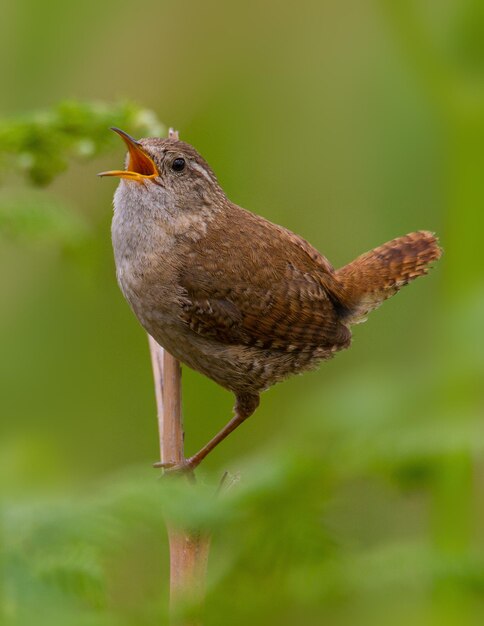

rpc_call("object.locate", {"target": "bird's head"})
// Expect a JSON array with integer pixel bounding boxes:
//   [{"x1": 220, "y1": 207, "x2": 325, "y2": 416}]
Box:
[{"x1": 99, "y1": 128, "x2": 225, "y2": 216}]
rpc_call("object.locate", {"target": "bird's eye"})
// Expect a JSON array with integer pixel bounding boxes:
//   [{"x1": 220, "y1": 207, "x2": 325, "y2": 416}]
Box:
[{"x1": 172, "y1": 158, "x2": 186, "y2": 172}]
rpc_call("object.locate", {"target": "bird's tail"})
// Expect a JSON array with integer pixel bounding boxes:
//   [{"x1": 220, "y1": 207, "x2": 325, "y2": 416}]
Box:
[{"x1": 335, "y1": 231, "x2": 442, "y2": 325}]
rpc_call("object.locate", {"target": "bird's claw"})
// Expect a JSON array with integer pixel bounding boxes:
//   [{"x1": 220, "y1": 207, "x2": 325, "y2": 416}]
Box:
[{"x1": 153, "y1": 456, "x2": 197, "y2": 475}]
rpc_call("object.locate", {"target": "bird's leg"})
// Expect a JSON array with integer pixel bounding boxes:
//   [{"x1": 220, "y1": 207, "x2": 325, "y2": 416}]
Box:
[{"x1": 154, "y1": 393, "x2": 260, "y2": 473}]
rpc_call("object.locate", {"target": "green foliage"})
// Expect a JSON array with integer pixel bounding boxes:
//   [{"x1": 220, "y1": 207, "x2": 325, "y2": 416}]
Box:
[
  {"x1": 0, "y1": 101, "x2": 164, "y2": 186},
  {"x1": 0, "y1": 101, "x2": 163, "y2": 246},
  {"x1": 3, "y1": 421, "x2": 484, "y2": 626}
]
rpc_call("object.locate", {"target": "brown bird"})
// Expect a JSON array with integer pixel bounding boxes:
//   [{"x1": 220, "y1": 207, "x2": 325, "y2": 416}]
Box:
[{"x1": 99, "y1": 128, "x2": 442, "y2": 471}]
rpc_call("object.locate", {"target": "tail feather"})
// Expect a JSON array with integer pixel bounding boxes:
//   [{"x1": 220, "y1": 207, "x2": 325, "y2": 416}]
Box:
[{"x1": 335, "y1": 231, "x2": 442, "y2": 325}]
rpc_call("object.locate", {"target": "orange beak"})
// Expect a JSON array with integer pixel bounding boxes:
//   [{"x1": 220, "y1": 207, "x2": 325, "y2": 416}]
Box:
[{"x1": 98, "y1": 127, "x2": 158, "y2": 181}]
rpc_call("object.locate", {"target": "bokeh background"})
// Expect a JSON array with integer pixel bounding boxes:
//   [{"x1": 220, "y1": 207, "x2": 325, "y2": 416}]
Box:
[{"x1": 1, "y1": 1, "x2": 483, "y2": 625}]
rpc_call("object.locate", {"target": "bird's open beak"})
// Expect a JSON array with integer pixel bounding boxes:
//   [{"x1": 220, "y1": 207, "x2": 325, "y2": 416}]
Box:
[{"x1": 98, "y1": 127, "x2": 158, "y2": 181}]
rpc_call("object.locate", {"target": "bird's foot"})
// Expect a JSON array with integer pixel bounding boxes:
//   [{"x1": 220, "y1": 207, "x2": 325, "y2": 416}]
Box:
[{"x1": 153, "y1": 456, "x2": 199, "y2": 475}]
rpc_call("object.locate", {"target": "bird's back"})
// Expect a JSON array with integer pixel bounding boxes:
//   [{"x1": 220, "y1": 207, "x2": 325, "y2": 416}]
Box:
[{"x1": 178, "y1": 202, "x2": 352, "y2": 359}]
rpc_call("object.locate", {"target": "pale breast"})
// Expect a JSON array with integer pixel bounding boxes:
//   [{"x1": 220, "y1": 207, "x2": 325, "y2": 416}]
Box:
[{"x1": 111, "y1": 185, "x2": 184, "y2": 332}]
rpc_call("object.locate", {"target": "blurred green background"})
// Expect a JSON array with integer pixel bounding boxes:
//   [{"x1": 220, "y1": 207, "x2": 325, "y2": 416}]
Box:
[{"x1": 1, "y1": 1, "x2": 483, "y2": 625}]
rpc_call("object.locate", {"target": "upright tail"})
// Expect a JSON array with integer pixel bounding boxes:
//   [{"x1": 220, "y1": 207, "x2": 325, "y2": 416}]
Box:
[{"x1": 335, "y1": 231, "x2": 442, "y2": 325}]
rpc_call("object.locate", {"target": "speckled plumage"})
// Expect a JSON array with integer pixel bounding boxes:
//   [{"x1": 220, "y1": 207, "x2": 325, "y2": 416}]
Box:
[{"x1": 106, "y1": 130, "x2": 441, "y2": 469}]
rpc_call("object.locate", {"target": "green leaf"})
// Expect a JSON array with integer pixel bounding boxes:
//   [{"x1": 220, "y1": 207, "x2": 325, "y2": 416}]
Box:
[{"x1": 0, "y1": 101, "x2": 165, "y2": 186}]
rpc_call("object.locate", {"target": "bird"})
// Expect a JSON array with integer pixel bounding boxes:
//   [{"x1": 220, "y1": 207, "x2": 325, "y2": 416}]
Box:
[{"x1": 99, "y1": 127, "x2": 442, "y2": 472}]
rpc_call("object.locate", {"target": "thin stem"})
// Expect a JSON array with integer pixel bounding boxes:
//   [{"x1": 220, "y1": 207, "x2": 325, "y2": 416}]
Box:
[
  {"x1": 148, "y1": 335, "x2": 210, "y2": 626},
  {"x1": 148, "y1": 335, "x2": 184, "y2": 467}
]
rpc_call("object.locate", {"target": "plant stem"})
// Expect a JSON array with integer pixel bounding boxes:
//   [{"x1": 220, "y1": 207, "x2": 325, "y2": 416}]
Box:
[
  {"x1": 149, "y1": 335, "x2": 184, "y2": 468},
  {"x1": 148, "y1": 335, "x2": 210, "y2": 626}
]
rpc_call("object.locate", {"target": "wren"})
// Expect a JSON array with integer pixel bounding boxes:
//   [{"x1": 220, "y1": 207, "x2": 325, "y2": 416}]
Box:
[{"x1": 99, "y1": 128, "x2": 442, "y2": 472}]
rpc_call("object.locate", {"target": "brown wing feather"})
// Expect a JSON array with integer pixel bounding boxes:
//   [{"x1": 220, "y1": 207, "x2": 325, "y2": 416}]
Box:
[{"x1": 179, "y1": 205, "x2": 351, "y2": 352}]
